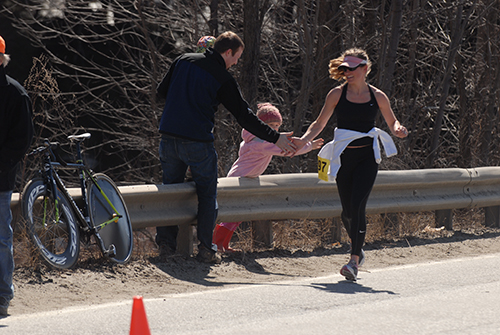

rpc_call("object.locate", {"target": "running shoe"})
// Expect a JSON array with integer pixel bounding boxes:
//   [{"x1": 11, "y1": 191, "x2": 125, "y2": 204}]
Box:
[
  {"x1": 347, "y1": 246, "x2": 365, "y2": 267},
  {"x1": 340, "y1": 260, "x2": 358, "y2": 281}
]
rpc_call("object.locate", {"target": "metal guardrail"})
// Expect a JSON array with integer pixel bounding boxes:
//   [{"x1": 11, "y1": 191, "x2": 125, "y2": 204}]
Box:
[
  {"x1": 117, "y1": 167, "x2": 500, "y2": 225},
  {"x1": 119, "y1": 167, "x2": 500, "y2": 254},
  {"x1": 11, "y1": 167, "x2": 500, "y2": 255}
]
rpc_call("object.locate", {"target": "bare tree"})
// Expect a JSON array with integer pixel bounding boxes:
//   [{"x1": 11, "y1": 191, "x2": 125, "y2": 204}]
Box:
[
  {"x1": 2, "y1": 0, "x2": 500, "y2": 183},
  {"x1": 5, "y1": 0, "x2": 210, "y2": 183},
  {"x1": 427, "y1": 1, "x2": 478, "y2": 167},
  {"x1": 240, "y1": 0, "x2": 271, "y2": 107},
  {"x1": 377, "y1": 0, "x2": 403, "y2": 97}
]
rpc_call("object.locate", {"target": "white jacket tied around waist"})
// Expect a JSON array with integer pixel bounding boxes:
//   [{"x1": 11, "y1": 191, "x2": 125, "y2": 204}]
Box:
[{"x1": 318, "y1": 127, "x2": 397, "y2": 182}]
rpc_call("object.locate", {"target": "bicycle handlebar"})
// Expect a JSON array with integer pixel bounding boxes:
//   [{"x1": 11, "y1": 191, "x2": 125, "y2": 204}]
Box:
[{"x1": 28, "y1": 140, "x2": 68, "y2": 167}]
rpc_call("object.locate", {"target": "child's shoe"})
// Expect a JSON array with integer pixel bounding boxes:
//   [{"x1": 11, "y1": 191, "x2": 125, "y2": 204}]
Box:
[{"x1": 213, "y1": 224, "x2": 236, "y2": 252}]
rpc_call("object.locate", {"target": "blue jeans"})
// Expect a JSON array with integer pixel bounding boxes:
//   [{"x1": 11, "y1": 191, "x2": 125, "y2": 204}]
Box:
[
  {"x1": 156, "y1": 136, "x2": 218, "y2": 251},
  {"x1": 0, "y1": 191, "x2": 14, "y2": 305}
]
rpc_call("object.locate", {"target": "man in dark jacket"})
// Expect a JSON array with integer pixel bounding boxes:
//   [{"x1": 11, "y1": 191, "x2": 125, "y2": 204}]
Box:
[
  {"x1": 0, "y1": 35, "x2": 34, "y2": 315},
  {"x1": 156, "y1": 31, "x2": 295, "y2": 263}
]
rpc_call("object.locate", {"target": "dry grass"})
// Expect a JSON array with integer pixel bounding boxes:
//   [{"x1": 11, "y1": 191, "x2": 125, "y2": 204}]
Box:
[
  {"x1": 13, "y1": 207, "x2": 495, "y2": 268},
  {"x1": 230, "y1": 207, "x2": 491, "y2": 252}
]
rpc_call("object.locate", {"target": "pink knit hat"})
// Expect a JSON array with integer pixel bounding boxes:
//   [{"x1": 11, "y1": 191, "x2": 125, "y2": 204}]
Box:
[
  {"x1": 196, "y1": 36, "x2": 215, "y2": 53},
  {"x1": 256, "y1": 103, "x2": 282, "y2": 124}
]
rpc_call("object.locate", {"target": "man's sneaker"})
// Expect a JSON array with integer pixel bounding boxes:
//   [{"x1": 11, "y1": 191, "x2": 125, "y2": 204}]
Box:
[
  {"x1": 358, "y1": 249, "x2": 365, "y2": 267},
  {"x1": 340, "y1": 260, "x2": 358, "y2": 281},
  {"x1": 196, "y1": 245, "x2": 222, "y2": 264},
  {"x1": 0, "y1": 297, "x2": 9, "y2": 316}
]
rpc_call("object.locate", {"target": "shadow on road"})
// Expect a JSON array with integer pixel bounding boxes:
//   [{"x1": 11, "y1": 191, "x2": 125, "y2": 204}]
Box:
[
  {"x1": 148, "y1": 250, "x2": 303, "y2": 287},
  {"x1": 310, "y1": 281, "x2": 398, "y2": 295},
  {"x1": 148, "y1": 254, "x2": 222, "y2": 287}
]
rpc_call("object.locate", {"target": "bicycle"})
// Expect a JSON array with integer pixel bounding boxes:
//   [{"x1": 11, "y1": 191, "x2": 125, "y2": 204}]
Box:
[{"x1": 21, "y1": 133, "x2": 133, "y2": 269}]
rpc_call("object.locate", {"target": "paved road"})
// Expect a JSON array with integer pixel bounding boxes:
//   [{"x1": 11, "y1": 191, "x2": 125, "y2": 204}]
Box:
[{"x1": 2, "y1": 254, "x2": 500, "y2": 334}]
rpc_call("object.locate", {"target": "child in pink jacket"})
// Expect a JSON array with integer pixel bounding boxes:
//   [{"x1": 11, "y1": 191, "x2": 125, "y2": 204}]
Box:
[{"x1": 213, "y1": 103, "x2": 324, "y2": 252}]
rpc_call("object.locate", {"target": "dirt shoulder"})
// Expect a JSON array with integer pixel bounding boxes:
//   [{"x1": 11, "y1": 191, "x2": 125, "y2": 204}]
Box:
[{"x1": 8, "y1": 228, "x2": 500, "y2": 316}]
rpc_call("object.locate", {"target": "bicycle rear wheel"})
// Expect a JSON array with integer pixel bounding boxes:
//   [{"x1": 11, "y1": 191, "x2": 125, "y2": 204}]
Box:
[
  {"x1": 21, "y1": 178, "x2": 80, "y2": 269},
  {"x1": 87, "y1": 173, "x2": 133, "y2": 263}
]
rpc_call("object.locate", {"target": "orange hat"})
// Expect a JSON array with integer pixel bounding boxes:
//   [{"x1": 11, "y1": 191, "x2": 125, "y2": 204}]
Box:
[{"x1": 0, "y1": 36, "x2": 5, "y2": 54}]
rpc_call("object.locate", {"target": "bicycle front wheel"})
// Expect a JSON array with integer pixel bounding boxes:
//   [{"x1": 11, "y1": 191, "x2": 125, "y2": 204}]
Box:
[
  {"x1": 87, "y1": 173, "x2": 133, "y2": 263},
  {"x1": 21, "y1": 178, "x2": 80, "y2": 269}
]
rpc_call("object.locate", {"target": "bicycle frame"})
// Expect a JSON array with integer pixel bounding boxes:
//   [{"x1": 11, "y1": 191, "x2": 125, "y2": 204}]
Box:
[{"x1": 40, "y1": 140, "x2": 122, "y2": 251}]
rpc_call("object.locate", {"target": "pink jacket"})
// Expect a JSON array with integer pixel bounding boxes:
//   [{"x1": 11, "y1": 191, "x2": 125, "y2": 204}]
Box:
[{"x1": 226, "y1": 129, "x2": 313, "y2": 178}]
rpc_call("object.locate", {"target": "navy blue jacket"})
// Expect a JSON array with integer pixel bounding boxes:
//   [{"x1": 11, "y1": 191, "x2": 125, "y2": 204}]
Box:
[
  {"x1": 0, "y1": 66, "x2": 34, "y2": 191},
  {"x1": 157, "y1": 49, "x2": 279, "y2": 143}
]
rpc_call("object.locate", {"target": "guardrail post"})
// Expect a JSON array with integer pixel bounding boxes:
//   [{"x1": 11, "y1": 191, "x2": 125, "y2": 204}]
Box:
[
  {"x1": 252, "y1": 220, "x2": 273, "y2": 248},
  {"x1": 331, "y1": 217, "x2": 342, "y2": 242},
  {"x1": 484, "y1": 206, "x2": 500, "y2": 227},
  {"x1": 176, "y1": 223, "x2": 194, "y2": 256},
  {"x1": 435, "y1": 209, "x2": 453, "y2": 230},
  {"x1": 11, "y1": 203, "x2": 21, "y2": 233}
]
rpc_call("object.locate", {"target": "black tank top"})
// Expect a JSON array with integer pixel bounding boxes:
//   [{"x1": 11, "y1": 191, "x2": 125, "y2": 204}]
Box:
[{"x1": 335, "y1": 84, "x2": 379, "y2": 146}]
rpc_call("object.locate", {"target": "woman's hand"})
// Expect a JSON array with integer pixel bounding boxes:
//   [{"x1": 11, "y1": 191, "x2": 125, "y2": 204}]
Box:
[
  {"x1": 311, "y1": 138, "x2": 324, "y2": 150},
  {"x1": 393, "y1": 123, "x2": 408, "y2": 138}
]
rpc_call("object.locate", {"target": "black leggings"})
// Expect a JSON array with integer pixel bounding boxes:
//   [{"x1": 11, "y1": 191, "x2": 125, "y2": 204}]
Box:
[{"x1": 336, "y1": 146, "x2": 378, "y2": 257}]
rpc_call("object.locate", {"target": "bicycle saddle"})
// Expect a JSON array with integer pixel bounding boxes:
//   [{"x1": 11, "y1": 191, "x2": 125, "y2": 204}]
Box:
[{"x1": 68, "y1": 133, "x2": 91, "y2": 141}]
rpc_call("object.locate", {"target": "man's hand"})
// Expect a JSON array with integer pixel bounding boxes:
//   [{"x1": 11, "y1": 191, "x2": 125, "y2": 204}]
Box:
[
  {"x1": 291, "y1": 137, "x2": 309, "y2": 152},
  {"x1": 276, "y1": 132, "x2": 296, "y2": 155}
]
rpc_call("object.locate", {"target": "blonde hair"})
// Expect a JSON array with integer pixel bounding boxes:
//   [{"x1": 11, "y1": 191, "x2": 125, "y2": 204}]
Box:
[{"x1": 328, "y1": 48, "x2": 371, "y2": 81}]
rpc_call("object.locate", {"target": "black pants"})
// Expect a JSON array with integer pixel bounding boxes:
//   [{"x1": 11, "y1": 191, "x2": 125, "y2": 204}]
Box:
[{"x1": 336, "y1": 146, "x2": 378, "y2": 257}]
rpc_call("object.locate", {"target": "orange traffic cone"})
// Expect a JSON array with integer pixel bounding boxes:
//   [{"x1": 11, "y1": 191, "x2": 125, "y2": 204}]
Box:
[{"x1": 130, "y1": 296, "x2": 151, "y2": 335}]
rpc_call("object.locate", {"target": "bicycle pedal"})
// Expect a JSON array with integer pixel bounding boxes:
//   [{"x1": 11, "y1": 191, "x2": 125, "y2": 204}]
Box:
[{"x1": 105, "y1": 244, "x2": 116, "y2": 258}]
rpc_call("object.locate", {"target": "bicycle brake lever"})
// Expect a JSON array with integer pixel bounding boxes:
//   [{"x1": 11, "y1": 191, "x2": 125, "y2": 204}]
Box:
[{"x1": 28, "y1": 139, "x2": 56, "y2": 156}]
